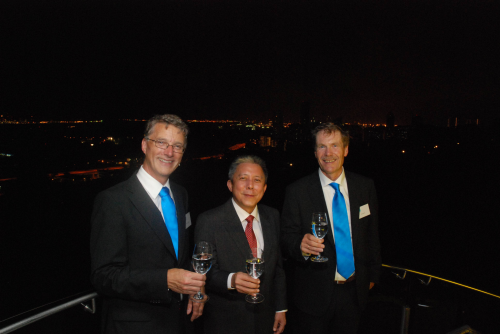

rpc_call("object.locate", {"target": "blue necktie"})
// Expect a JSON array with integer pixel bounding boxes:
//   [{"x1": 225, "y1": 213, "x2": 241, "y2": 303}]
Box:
[
  {"x1": 330, "y1": 182, "x2": 355, "y2": 279},
  {"x1": 159, "y1": 187, "x2": 179, "y2": 259}
]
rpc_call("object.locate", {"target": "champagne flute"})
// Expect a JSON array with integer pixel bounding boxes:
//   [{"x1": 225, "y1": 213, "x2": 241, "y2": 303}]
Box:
[
  {"x1": 245, "y1": 248, "x2": 265, "y2": 303},
  {"x1": 311, "y1": 212, "x2": 329, "y2": 262},
  {"x1": 191, "y1": 241, "x2": 213, "y2": 302}
]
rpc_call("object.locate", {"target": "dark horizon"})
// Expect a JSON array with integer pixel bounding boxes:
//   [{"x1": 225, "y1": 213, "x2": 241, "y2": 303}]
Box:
[{"x1": 1, "y1": 1, "x2": 499, "y2": 126}]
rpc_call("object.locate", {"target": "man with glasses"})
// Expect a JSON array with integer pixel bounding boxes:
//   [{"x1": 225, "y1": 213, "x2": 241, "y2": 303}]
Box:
[
  {"x1": 281, "y1": 123, "x2": 381, "y2": 334},
  {"x1": 91, "y1": 114, "x2": 206, "y2": 334}
]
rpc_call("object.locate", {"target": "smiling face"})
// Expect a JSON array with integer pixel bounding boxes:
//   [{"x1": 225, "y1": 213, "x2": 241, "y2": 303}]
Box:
[
  {"x1": 227, "y1": 162, "x2": 267, "y2": 214},
  {"x1": 141, "y1": 123, "x2": 185, "y2": 184},
  {"x1": 314, "y1": 130, "x2": 349, "y2": 181}
]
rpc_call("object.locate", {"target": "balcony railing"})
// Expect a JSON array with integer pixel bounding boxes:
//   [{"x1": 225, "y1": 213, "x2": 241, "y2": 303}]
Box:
[
  {"x1": 0, "y1": 290, "x2": 98, "y2": 334},
  {"x1": 361, "y1": 264, "x2": 500, "y2": 333},
  {"x1": 1, "y1": 265, "x2": 499, "y2": 333}
]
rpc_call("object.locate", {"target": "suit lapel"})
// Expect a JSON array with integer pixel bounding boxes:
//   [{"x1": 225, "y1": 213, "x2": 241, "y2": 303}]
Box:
[
  {"x1": 126, "y1": 175, "x2": 178, "y2": 261},
  {"x1": 259, "y1": 206, "x2": 274, "y2": 255},
  {"x1": 259, "y1": 206, "x2": 277, "y2": 277},
  {"x1": 171, "y1": 182, "x2": 187, "y2": 264},
  {"x1": 223, "y1": 200, "x2": 253, "y2": 259},
  {"x1": 345, "y1": 172, "x2": 360, "y2": 252}
]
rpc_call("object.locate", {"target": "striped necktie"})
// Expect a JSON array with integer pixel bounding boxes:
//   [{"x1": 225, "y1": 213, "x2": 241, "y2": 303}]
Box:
[{"x1": 245, "y1": 215, "x2": 257, "y2": 258}]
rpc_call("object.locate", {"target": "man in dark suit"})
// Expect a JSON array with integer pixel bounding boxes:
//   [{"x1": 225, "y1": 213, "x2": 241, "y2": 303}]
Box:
[
  {"x1": 195, "y1": 155, "x2": 287, "y2": 334},
  {"x1": 281, "y1": 123, "x2": 381, "y2": 334},
  {"x1": 90, "y1": 114, "x2": 206, "y2": 334}
]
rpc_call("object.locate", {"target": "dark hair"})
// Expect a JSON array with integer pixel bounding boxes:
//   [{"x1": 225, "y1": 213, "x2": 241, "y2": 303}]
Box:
[
  {"x1": 311, "y1": 123, "x2": 349, "y2": 147},
  {"x1": 144, "y1": 114, "x2": 189, "y2": 147},
  {"x1": 228, "y1": 155, "x2": 268, "y2": 183}
]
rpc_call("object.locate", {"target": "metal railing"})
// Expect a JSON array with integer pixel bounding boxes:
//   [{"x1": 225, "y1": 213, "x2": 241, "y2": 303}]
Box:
[
  {"x1": 0, "y1": 291, "x2": 98, "y2": 334},
  {"x1": 378, "y1": 264, "x2": 500, "y2": 334},
  {"x1": 384, "y1": 264, "x2": 500, "y2": 299},
  {"x1": 1, "y1": 265, "x2": 499, "y2": 333}
]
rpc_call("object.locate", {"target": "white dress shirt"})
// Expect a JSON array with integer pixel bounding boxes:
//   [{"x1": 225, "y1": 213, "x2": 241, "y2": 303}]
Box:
[
  {"x1": 227, "y1": 199, "x2": 287, "y2": 313},
  {"x1": 136, "y1": 166, "x2": 180, "y2": 298},
  {"x1": 227, "y1": 199, "x2": 263, "y2": 288},
  {"x1": 136, "y1": 165, "x2": 175, "y2": 220},
  {"x1": 318, "y1": 168, "x2": 354, "y2": 280}
]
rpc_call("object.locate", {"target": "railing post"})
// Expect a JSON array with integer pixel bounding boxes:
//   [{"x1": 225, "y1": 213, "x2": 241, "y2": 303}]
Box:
[{"x1": 400, "y1": 305, "x2": 410, "y2": 334}]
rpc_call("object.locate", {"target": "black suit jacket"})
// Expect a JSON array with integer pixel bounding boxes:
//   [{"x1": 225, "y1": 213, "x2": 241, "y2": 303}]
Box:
[
  {"x1": 90, "y1": 173, "x2": 191, "y2": 334},
  {"x1": 194, "y1": 199, "x2": 287, "y2": 334},
  {"x1": 281, "y1": 171, "x2": 381, "y2": 315}
]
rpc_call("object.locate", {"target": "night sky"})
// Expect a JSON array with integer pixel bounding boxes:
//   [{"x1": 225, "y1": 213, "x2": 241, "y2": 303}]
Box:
[{"x1": 1, "y1": 0, "x2": 498, "y2": 124}]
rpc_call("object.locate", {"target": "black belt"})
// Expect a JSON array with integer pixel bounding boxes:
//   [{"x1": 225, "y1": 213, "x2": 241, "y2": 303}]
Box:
[{"x1": 335, "y1": 274, "x2": 356, "y2": 284}]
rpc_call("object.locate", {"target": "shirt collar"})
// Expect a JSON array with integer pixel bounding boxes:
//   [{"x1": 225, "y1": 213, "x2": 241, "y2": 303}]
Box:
[
  {"x1": 318, "y1": 167, "x2": 346, "y2": 190},
  {"x1": 231, "y1": 198, "x2": 260, "y2": 223},
  {"x1": 137, "y1": 165, "x2": 171, "y2": 198}
]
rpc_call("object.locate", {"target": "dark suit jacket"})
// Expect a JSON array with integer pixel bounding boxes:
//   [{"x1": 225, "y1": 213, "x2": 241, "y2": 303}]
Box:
[
  {"x1": 90, "y1": 173, "x2": 191, "y2": 334},
  {"x1": 194, "y1": 199, "x2": 287, "y2": 334},
  {"x1": 281, "y1": 171, "x2": 381, "y2": 315}
]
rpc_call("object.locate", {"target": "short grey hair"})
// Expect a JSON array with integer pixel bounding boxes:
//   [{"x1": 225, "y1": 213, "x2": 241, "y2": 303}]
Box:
[
  {"x1": 228, "y1": 155, "x2": 268, "y2": 183},
  {"x1": 144, "y1": 114, "x2": 189, "y2": 147},
  {"x1": 311, "y1": 122, "x2": 349, "y2": 148}
]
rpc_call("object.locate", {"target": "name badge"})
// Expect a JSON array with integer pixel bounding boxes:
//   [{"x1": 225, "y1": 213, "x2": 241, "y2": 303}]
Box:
[{"x1": 359, "y1": 204, "x2": 370, "y2": 219}]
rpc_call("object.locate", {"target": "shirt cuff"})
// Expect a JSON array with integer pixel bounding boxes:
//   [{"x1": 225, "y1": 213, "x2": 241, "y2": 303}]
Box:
[
  {"x1": 276, "y1": 310, "x2": 287, "y2": 313},
  {"x1": 227, "y1": 273, "x2": 236, "y2": 289}
]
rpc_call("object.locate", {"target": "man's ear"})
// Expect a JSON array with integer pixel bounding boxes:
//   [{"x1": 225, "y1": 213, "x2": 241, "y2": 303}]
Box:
[{"x1": 141, "y1": 138, "x2": 147, "y2": 155}]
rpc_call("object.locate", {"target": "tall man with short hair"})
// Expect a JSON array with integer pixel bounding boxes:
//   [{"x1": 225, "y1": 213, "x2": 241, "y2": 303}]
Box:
[
  {"x1": 195, "y1": 155, "x2": 287, "y2": 334},
  {"x1": 91, "y1": 114, "x2": 206, "y2": 334},
  {"x1": 281, "y1": 123, "x2": 381, "y2": 334}
]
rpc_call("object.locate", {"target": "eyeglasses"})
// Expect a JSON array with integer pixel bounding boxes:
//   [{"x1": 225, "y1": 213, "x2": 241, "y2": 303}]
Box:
[{"x1": 145, "y1": 137, "x2": 185, "y2": 153}]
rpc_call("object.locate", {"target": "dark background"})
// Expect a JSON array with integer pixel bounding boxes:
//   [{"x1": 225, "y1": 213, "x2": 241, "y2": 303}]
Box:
[
  {"x1": 1, "y1": 0, "x2": 500, "y2": 332},
  {"x1": 1, "y1": 0, "x2": 498, "y2": 124}
]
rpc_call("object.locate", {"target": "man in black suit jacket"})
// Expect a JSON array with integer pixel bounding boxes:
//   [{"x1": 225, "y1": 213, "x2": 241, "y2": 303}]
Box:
[
  {"x1": 90, "y1": 114, "x2": 206, "y2": 334},
  {"x1": 281, "y1": 123, "x2": 381, "y2": 334},
  {"x1": 195, "y1": 155, "x2": 287, "y2": 334}
]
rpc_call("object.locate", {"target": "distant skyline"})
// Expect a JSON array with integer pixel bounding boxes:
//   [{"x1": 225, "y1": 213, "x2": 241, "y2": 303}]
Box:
[{"x1": 1, "y1": 1, "x2": 498, "y2": 126}]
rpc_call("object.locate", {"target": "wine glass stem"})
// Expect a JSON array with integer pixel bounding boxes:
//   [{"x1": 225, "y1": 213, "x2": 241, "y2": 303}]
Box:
[{"x1": 196, "y1": 273, "x2": 206, "y2": 298}]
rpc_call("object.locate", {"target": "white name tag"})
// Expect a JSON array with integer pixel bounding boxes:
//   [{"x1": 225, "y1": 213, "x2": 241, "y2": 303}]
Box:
[
  {"x1": 185, "y1": 212, "x2": 192, "y2": 228},
  {"x1": 359, "y1": 204, "x2": 370, "y2": 219}
]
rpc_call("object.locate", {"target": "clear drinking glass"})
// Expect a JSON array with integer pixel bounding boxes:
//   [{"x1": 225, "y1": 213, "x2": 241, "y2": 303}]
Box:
[
  {"x1": 311, "y1": 212, "x2": 329, "y2": 262},
  {"x1": 245, "y1": 248, "x2": 265, "y2": 303},
  {"x1": 190, "y1": 241, "x2": 213, "y2": 302}
]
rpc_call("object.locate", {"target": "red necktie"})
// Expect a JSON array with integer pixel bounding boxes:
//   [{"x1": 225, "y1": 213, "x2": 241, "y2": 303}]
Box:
[{"x1": 245, "y1": 215, "x2": 257, "y2": 258}]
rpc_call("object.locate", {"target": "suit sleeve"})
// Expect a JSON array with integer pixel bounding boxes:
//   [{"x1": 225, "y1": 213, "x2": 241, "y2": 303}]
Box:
[
  {"x1": 280, "y1": 185, "x2": 308, "y2": 263},
  {"x1": 194, "y1": 212, "x2": 232, "y2": 296},
  {"x1": 271, "y1": 209, "x2": 288, "y2": 312},
  {"x1": 367, "y1": 179, "x2": 382, "y2": 283},
  {"x1": 90, "y1": 190, "x2": 172, "y2": 303}
]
